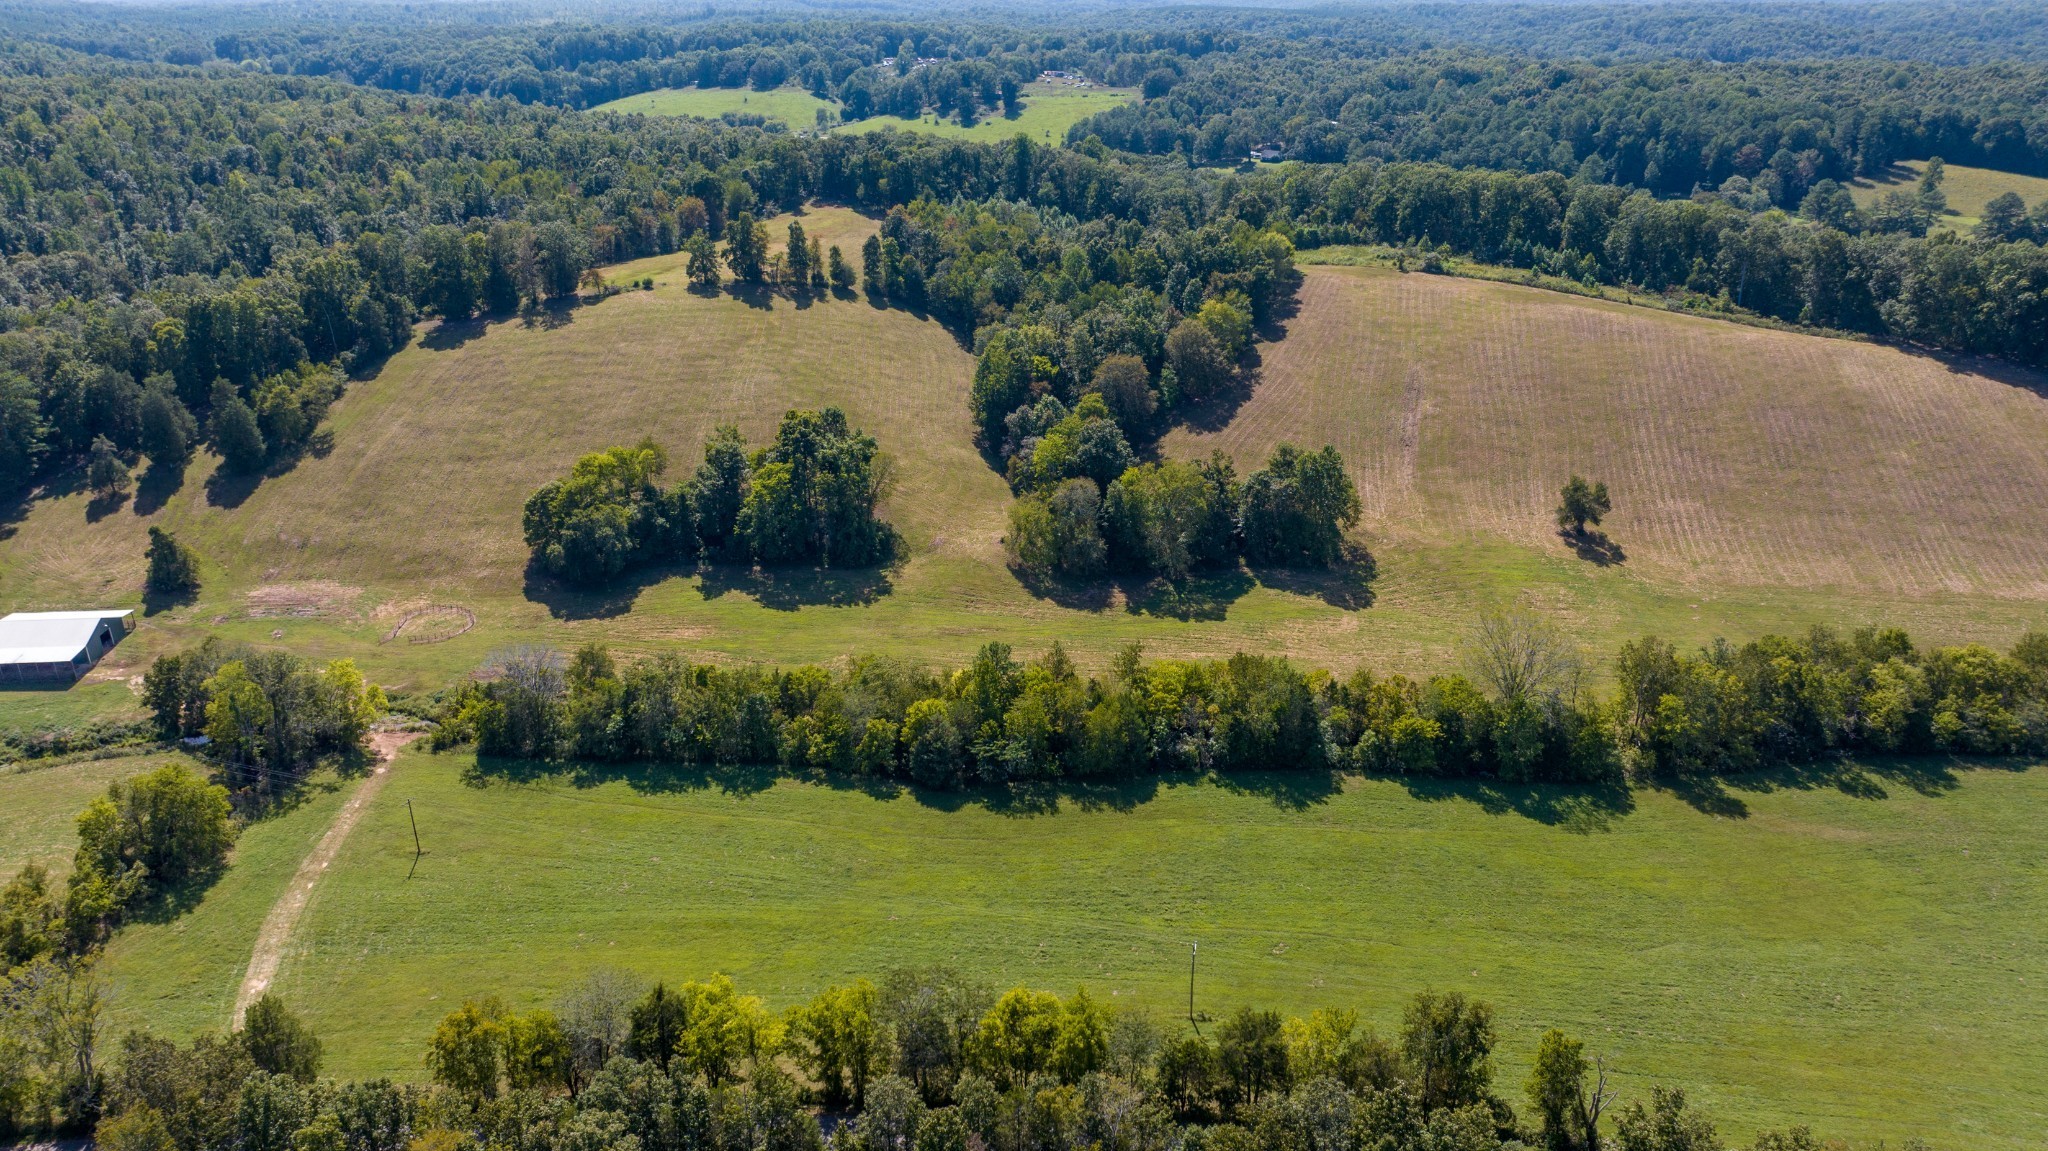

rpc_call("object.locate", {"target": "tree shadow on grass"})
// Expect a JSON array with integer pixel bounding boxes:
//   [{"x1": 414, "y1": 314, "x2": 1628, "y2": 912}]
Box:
[
  {"x1": 1011, "y1": 551, "x2": 1374, "y2": 619},
  {"x1": 698, "y1": 561, "x2": 896, "y2": 611},
  {"x1": 133, "y1": 458, "x2": 188, "y2": 516},
  {"x1": 203, "y1": 466, "x2": 264, "y2": 510},
  {"x1": 526, "y1": 555, "x2": 897, "y2": 620},
  {"x1": 1559, "y1": 527, "x2": 1626, "y2": 566},
  {"x1": 1392, "y1": 774, "x2": 1638, "y2": 832},
  {"x1": 1641, "y1": 753, "x2": 2029, "y2": 817},
  {"x1": 523, "y1": 557, "x2": 695, "y2": 621},
  {"x1": 1249, "y1": 544, "x2": 1378, "y2": 609},
  {"x1": 84, "y1": 488, "x2": 128, "y2": 523},
  {"x1": 725, "y1": 281, "x2": 778, "y2": 312},
  {"x1": 465, "y1": 755, "x2": 781, "y2": 800},
  {"x1": 421, "y1": 316, "x2": 491, "y2": 352}
]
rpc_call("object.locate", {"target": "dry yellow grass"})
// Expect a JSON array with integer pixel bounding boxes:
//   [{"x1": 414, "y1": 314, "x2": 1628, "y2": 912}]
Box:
[
  {"x1": 4, "y1": 225, "x2": 2047, "y2": 711},
  {"x1": 1168, "y1": 265, "x2": 2048, "y2": 600}
]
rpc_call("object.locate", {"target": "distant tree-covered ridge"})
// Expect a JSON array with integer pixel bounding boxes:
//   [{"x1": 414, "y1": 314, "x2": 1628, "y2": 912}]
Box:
[{"x1": 7, "y1": 45, "x2": 2048, "y2": 510}]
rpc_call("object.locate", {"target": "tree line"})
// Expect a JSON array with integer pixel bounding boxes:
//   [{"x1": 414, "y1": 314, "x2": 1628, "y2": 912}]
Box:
[
  {"x1": 523, "y1": 409, "x2": 895, "y2": 586},
  {"x1": 1243, "y1": 160, "x2": 2048, "y2": 367},
  {"x1": 8, "y1": 957, "x2": 1898, "y2": 1151},
  {"x1": 402, "y1": 621, "x2": 2048, "y2": 785}
]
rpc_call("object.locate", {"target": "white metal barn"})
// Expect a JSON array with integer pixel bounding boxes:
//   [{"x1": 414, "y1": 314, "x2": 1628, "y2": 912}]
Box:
[{"x1": 0, "y1": 610, "x2": 135, "y2": 684}]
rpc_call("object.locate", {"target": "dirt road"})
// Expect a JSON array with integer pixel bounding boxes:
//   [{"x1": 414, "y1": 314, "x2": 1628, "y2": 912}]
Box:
[{"x1": 231, "y1": 731, "x2": 419, "y2": 1026}]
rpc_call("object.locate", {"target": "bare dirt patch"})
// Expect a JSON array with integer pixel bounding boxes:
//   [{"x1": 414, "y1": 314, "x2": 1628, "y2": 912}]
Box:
[
  {"x1": 382, "y1": 605, "x2": 477, "y2": 644},
  {"x1": 244, "y1": 581, "x2": 365, "y2": 621}
]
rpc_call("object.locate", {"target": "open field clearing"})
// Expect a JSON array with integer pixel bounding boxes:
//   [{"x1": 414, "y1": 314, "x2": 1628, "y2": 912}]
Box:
[
  {"x1": 0, "y1": 752, "x2": 186, "y2": 883},
  {"x1": 593, "y1": 85, "x2": 838, "y2": 128},
  {"x1": 1168, "y1": 263, "x2": 2048, "y2": 602},
  {"x1": 835, "y1": 83, "x2": 1137, "y2": 145},
  {"x1": 4, "y1": 227, "x2": 2047, "y2": 723},
  {"x1": 88, "y1": 745, "x2": 2047, "y2": 1149},
  {"x1": 1847, "y1": 159, "x2": 2048, "y2": 231},
  {"x1": 591, "y1": 82, "x2": 1135, "y2": 147}
]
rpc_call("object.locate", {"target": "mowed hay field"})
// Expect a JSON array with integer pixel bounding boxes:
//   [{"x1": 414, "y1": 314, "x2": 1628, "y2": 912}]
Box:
[
  {"x1": 92, "y1": 746, "x2": 2048, "y2": 1149},
  {"x1": 835, "y1": 83, "x2": 1138, "y2": 146},
  {"x1": 1168, "y1": 264, "x2": 2048, "y2": 645},
  {"x1": 1847, "y1": 159, "x2": 2048, "y2": 232},
  {"x1": 593, "y1": 85, "x2": 838, "y2": 128},
  {"x1": 4, "y1": 211, "x2": 2048, "y2": 714}
]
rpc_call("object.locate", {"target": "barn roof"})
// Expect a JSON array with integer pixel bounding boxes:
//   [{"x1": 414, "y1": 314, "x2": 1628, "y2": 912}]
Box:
[{"x1": 0, "y1": 610, "x2": 133, "y2": 665}]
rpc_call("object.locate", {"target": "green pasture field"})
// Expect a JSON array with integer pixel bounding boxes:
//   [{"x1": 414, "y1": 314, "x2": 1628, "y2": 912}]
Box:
[
  {"x1": 2, "y1": 210, "x2": 2045, "y2": 730},
  {"x1": 593, "y1": 86, "x2": 838, "y2": 129},
  {"x1": 0, "y1": 751, "x2": 185, "y2": 883},
  {"x1": 85, "y1": 744, "x2": 2047, "y2": 1149},
  {"x1": 835, "y1": 83, "x2": 1137, "y2": 146},
  {"x1": 1847, "y1": 159, "x2": 2048, "y2": 232}
]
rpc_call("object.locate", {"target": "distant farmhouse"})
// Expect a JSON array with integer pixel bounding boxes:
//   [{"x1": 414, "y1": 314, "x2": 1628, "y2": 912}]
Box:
[
  {"x1": 878, "y1": 56, "x2": 946, "y2": 72},
  {"x1": 1249, "y1": 142, "x2": 1285, "y2": 162},
  {"x1": 1037, "y1": 70, "x2": 1093, "y2": 86},
  {"x1": 0, "y1": 610, "x2": 134, "y2": 684}
]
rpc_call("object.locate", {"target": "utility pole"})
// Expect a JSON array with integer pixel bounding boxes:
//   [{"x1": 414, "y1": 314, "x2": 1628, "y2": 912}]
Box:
[
  {"x1": 406, "y1": 799, "x2": 424, "y2": 879},
  {"x1": 1188, "y1": 941, "x2": 1200, "y2": 1035}
]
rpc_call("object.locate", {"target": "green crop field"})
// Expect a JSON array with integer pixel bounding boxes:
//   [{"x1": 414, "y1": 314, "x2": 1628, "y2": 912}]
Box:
[
  {"x1": 835, "y1": 83, "x2": 1137, "y2": 146},
  {"x1": 4, "y1": 227, "x2": 2047, "y2": 729},
  {"x1": 82, "y1": 744, "x2": 2047, "y2": 1149},
  {"x1": 593, "y1": 85, "x2": 838, "y2": 129},
  {"x1": 1847, "y1": 159, "x2": 2048, "y2": 232}
]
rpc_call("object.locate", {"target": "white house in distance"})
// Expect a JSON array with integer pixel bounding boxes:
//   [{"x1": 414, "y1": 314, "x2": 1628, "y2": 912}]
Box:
[{"x1": 0, "y1": 610, "x2": 135, "y2": 684}]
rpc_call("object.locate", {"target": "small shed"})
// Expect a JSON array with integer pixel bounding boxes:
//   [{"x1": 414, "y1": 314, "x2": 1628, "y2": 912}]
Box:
[{"x1": 0, "y1": 610, "x2": 135, "y2": 684}]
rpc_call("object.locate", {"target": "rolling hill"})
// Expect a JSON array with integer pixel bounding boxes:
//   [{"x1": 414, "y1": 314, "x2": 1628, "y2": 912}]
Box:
[{"x1": 3, "y1": 206, "x2": 2046, "y2": 717}]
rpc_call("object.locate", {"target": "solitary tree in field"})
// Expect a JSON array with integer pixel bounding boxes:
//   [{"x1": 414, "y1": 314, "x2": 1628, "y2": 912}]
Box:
[
  {"x1": 785, "y1": 221, "x2": 813, "y2": 290},
  {"x1": 861, "y1": 233, "x2": 885, "y2": 296},
  {"x1": 724, "y1": 211, "x2": 768, "y2": 283},
  {"x1": 1555, "y1": 475, "x2": 1611, "y2": 536},
  {"x1": 145, "y1": 527, "x2": 201, "y2": 598},
  {"x1": 87, "y1": 434, "x2": 130, "y2": 499},
  {"x1": 684, "y1": 233, "x2": 720, "y2": 287}
]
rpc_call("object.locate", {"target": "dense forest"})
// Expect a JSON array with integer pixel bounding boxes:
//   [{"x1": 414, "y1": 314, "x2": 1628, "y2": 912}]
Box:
[{"x1": 8, "y1": 2, "x2": 2048, "y2": 509}]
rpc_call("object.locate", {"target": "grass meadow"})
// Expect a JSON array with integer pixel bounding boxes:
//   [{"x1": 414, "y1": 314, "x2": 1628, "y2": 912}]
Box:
[
  {"x1": 834, "y1": 83, "x2": 1137, "y2": 146},
  {"x1": 0, "y1": 752, "x2": 187, "y2": 883},
  {"x1": 593, "y1": 86, "x2": 839, "y2": 129},
  {"x1": 78, "y1": 744, "x2": 2048, "y2": 1149},
  {"x1": 588, "y1": 83, "x2": 1135, "y2": 148},
  {"x1": 4, "y1": 216, "x2": 2047, "y2": 730},
  {"x1": 1847, "y1": 159, "x2": 2048, "y2": 232}
]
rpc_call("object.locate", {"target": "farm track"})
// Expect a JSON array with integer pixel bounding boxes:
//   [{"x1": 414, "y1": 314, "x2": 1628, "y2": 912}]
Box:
[{"x1": 231, "y1": 732, "x2": 418, "y2": 1026}]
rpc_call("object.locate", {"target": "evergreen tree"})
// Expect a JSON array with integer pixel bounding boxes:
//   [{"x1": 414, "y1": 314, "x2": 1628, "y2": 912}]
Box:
[
  {"x1": 209, "y1": 382, "x2": 268, "y2": 474},
  {"x1": 724, "y1": 212, "x2": 768, "y2": 283},
  {"x1": 145, "y1": 527, "x2": 202, "y2": 597},
  {"x1": 86, "y1": 435, "x2": 131, "y2": 498},
  {"x1": 829, "y1": 245, "x2": 856, "y2": 291},
  {"x1": 861, "y1": 233, "x2": 886, "y2": 296},
  {"x1": 785, "y1": 221, "x2": 813, "y2": 291},
  {"x1": 139, "y1": 382, "x2": 198, "y2": 470}
]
